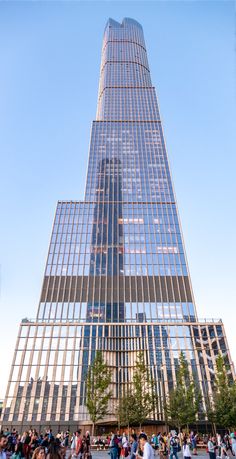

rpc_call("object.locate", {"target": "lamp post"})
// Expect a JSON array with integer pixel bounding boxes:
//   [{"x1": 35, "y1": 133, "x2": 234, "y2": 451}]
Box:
[
  {"x1": 118, "y1": 366, "x2": 121, "y2": 430},
  {"x1": 160, "y1": 365, "x2": 168, "y2": 433}
]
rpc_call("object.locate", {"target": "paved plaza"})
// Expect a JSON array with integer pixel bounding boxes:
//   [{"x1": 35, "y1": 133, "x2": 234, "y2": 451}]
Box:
[{"x1": 83, "y1": 451, "x2": 209, "y2": 459}]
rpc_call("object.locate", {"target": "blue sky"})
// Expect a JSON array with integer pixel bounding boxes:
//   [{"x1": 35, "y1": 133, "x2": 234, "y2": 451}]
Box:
[{"x1": 0, "y1": 1, "x2": 235, "y2": 398}]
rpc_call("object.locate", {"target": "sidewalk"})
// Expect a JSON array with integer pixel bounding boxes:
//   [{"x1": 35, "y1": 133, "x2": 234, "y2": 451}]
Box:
[{"x1": 89, "y1": 451, "x2": 209, "y2": 459}]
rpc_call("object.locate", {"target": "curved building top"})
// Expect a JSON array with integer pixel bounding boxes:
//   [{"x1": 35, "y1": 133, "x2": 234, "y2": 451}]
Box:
[
  {"x1": 103, "y1": 17, "x2": 145, "y2": 50},
  {"x1": 104, "y1": 17, "x2": 143, "y2": 31}
]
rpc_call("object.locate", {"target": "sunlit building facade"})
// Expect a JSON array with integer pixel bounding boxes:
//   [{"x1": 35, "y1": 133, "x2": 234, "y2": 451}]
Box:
[{"x1": 1, "y1": 18, "x2": 235, "y2": 431}]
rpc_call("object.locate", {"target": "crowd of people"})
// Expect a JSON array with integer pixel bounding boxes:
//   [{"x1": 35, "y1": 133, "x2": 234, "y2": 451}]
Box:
[{"x1": 0, "y1": 428, "x2": 236, "y2": 459}]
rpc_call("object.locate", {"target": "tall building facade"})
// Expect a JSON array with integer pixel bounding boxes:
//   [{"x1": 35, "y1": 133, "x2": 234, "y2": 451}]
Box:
[{"x1": 1, "y1": 18, "x2": 235, "y2": 430}]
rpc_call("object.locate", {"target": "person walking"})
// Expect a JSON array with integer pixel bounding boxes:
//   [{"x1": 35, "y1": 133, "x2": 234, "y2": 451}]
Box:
[{"x1": 169, "y1": 435, "x2": 179, "y2": 459}]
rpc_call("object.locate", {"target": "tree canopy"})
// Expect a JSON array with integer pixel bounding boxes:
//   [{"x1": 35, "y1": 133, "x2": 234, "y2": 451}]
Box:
[
  {"x1": 166, "y1": 351, "x2": 202, "y2": 429},
  {"x1": 86, "y1": 351, "x2": 112, "y2": 435}
]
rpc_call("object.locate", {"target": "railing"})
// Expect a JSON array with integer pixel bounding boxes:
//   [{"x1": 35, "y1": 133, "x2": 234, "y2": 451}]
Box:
[{"x1": 21, "y1": 317, "x2": 222, "y2": 324}]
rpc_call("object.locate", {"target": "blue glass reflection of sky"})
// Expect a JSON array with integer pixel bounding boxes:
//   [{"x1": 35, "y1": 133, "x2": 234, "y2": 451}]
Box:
[{"x1": 0, "y1": 1, "x2": 235, "y2": 397}]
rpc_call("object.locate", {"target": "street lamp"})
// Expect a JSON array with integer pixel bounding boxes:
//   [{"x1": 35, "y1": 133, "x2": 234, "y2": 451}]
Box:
[
  {"x1": 160, "y1": 365, "x2": 168, "y2": 433},
  {"x1": 117, "y1": 367, "x2": 122, "y2": 430}
]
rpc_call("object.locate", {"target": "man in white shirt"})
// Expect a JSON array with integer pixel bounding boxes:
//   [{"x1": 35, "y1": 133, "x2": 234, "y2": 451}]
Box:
[
  {"x1": 138, "y1": 433, "x2": 154, "y2": 459},
  {"x1": 0, "y1": 435, "x2": 8, "y2": 459}
]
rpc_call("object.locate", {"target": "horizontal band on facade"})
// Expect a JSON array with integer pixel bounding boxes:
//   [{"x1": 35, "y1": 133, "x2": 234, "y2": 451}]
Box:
[
  {"x1": 40, "y1": 275, "x2": 193, "y2": 303},
  {"x1": 93, "y1": 119, "x2": 162, "y2": 123},
  {"x1": 100, "y1": 60, "x2": 150, "y2": 74},
  {"x1": 57, "y1": 200, "x2": 177, "y2": 204},
  {"x1": 102, "y1": 39, "x2": 147, "y2": 53},
  {"x1": 98, "y1": 86, "x2": 155, "y2": 101},
  {"x1": 98, "y1": 85, "x2": 155, "y2": 101}
]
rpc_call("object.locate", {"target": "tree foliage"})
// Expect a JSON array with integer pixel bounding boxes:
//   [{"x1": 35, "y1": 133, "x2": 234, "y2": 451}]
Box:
[
  {"x1": 86, "y1": 351, "x2": 112, "y2": 434},
  {"x1": 211, "y1": 354, "x2": 236, "y2": 429},
  {"x1": 116, "y1": 388, "x2": 137, "y2": 427},
  {"x1": 166, "y1": 351, "x2": 202, "y2": 429},
  {"x1": 131, "y1": 352, "x2": 158, "y2": 428}
]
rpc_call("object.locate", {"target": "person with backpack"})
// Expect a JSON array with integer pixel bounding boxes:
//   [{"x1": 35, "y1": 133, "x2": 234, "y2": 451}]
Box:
[{"x1": 169, "y1": 435, "x2": 179, "y2": 459}]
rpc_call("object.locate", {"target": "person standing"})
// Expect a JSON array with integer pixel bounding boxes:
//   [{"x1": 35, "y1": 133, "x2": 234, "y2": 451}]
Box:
[
  {"x1": 190, "y1": 432, "x2": 198, "y2": 456},
  {"x1": 130, "y1": 435, "x2": 138, "y2": 459},
  {"x1": 216, "y1": 434, "x2": 221, "y2": 459},
  {"x1": 231, "y1": 433, "x2": 236, "y2": 457},
  {"x1": 23, "y1": 432, "x2": 31, "y2": 459},
  {"x1": 0, "y1": 435, "x2": 8, "y2": 459},
  {"x1": 159, "y1": 437, "x2": 168, "y2": 459},
  {"x1": 137, "y1": 433, "x2": 154, "y2": 459},
  {"x1": 182, "y1": 438, "x2": 191, "y2": 459},
  {"x1": 75, "y1": 431, "x2": 83, "y2": 459},
  {"x1": 109, "y1": 433, "x2": 119, "y2": 459},
  {"x1": 208, "y1": 436, "x2": 217, "y2": 459}
]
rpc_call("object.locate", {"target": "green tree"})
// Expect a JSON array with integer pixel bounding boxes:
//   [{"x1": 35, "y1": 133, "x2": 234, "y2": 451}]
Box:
[
  {"x1": 229, "y1": 382, "x2": 236, "y2": 429},
  {"x1": 86, "y1": 351, "x2": 112, "y2": 435},
  {"x1": 132, "y1": 352, "x2": 157, "y2": 428},
  {"x1": 166, "y1": 351, "x2": 202, "y2": 430},
  {"x1": 116, "y1": 387, "x2": 137, "y2": 428},
  {"x1": 212, "y1": 354, "x2": 236, "y2": 429}
]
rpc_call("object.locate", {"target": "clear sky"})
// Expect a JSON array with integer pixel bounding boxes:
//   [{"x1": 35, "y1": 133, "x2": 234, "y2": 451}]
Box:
[{"x1": 0, "y1": 0, "x2": 235, "y2": 399}]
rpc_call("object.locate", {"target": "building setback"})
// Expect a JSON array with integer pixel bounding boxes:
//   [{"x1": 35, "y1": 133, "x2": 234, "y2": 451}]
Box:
[{"x1": 1, "y1": 18, "x2": 235, "y2": 431}]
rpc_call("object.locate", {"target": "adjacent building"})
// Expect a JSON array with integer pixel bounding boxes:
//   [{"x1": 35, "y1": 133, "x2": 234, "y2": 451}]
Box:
[{"x1": 1, "y1": 18, "x2": 235, "y2": 431}]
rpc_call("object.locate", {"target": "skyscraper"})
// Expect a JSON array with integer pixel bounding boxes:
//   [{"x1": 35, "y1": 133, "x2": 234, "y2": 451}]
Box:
[{"x1": 1, "y1": 18, "x2": 235, "y2": 431}]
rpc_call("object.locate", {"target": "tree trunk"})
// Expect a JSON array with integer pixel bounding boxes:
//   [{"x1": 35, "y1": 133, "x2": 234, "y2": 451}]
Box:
[{"x1": 92, "y1": 422, "x2": 95, "y2": 437}]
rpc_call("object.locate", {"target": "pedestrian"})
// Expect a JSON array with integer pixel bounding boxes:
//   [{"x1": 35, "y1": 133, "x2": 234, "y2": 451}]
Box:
[
  {"x1": 32, "y1": 447, "x2": 46, "y2": 459},
  {"x1": 169, "y1": 435, "x2": 179, "y2": 459},
  {"x1": 109, "y1": 432, "x2": 119, "y2": 459},
  {"x1": 182, "y1": 438, "x2": 191, "y2": 459},
  {"x1": 75, "y1": 431, "x2": 83, "y2": 459},
  {"x1": 190, "y1": 432, "x2": 198, "y2": 456},
  {"x1": 30, "y1": 431, "x2": 39, "y2": 452},
  {"x1": 136, "y1": 433, "x2": 154, "y2": 459},
  {"x1": 208, "y1": 436, "x2": 217, "y2": 459},
  {"x1": 0, "y1": 435, "x2": 8, "y2": 459},
  {"x1": 11, "y1": 443, "x2": 24, "y2": 459},
  {"x1": 23, "y1": 433, "x2": 31, "y2": 459},
  {"x1": 224, "y1": 433, "x2": 233, "y2": 457},
  {"x1": 46, "y1": 441, "x2": 63, "y2": 459},
  {"x1": 216, "y1": 434, "x2": 221, "y2": 459},
  {"x1": 116, "y1": 431, "x2": 122, "y2": 459},
  {"x1": 159, "y1": 437, "x2": 168, "y2": 459},
  {"x1": 130, "y1": 434, "x2": 138, "y2": 459},
  {"x1": 231, "y1": 433, "x2": 236, "y2": 457},
  {"x1": 220, "y1": 437, "x2": 228, "y2": 459},
  {"x1": 121, "y1": 433, "x2": 129, "y2": 459}
]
